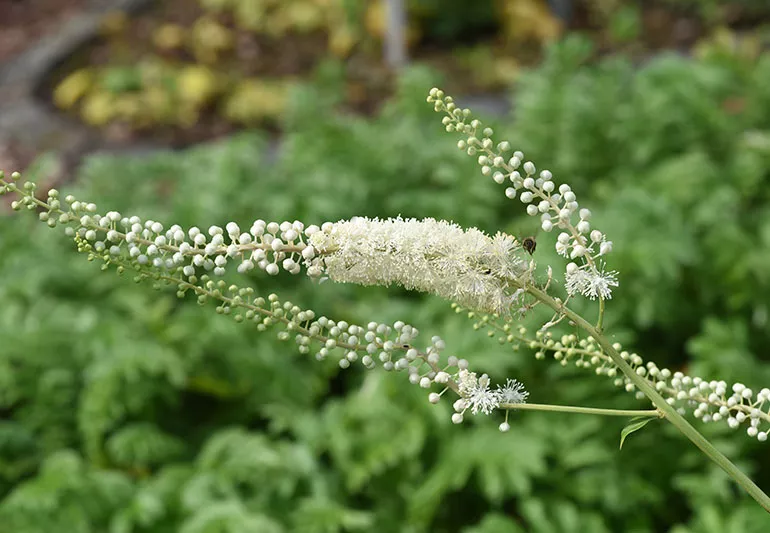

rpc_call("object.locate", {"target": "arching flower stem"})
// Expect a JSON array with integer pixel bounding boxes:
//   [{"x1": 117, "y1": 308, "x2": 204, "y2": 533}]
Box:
[{"x1": 526, "y1": 284, "x2": 770, "y2": 512}]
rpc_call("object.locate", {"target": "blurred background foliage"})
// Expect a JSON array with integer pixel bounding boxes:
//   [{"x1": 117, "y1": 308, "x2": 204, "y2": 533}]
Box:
[
  {"x1": 3, "y1": 0, "x2": 770, "y2": 531},
  {"x1": 44, "y1": 0, "x2": 770, "y2": 146},
  {"x1": 48, "y1": 0, "x2": 561, "y2": 137}
]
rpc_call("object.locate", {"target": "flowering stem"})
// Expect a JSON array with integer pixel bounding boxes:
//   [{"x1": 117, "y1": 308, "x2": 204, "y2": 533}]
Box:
[
  {"x1": 527, "y1": 285, "x2": 770, "y2": 513},
  {"x1": 150, "y1": 271, "x2": 461, "y2": 396},
  {"x1": 596, "y1": 297, "x2": 605, "y2": 332},
  {"x1": 502, "y1": 402, "x2": 661, "y2": 418}
]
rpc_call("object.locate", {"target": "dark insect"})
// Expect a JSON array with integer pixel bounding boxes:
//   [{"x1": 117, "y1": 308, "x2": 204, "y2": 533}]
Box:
[{"x1": 522, "y1": 236, "x2": 537, "y2": 255}]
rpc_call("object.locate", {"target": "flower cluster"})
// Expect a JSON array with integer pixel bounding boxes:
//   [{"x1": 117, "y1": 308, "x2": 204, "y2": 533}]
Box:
[
  {"x1": 427, "y1": 88, "x2": 618, "y2": 301},
  {"x1": 3, "y1": 174, "x2": 532, "y2": 317},
  {"x1": 174, "y1": 276, "x2": 528, "y2": 429},
  {"x1": 311, "y1": 216, "x2": 531, "y2": 314},
  {"x1": 451, "y1": 370, "x2": 529, "y2": 425},
  {"x1": 469, "y1": 310, "x2": 770, "y2": 442},
  {"x1": 0, "y1": 170, "x2": 528, "y2": 430},
  {"x1": 646, "y1": 366, "x2": 770, "y2": 442},
  {"x1": 71, "y1": 206, "x2": 324, "y2": 280}
]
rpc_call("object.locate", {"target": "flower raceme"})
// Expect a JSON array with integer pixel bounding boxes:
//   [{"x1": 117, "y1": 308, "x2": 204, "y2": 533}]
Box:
[
  {"x1": 2, "y1": 79, "x2": 770, "y2": 449},
  {"x1": 0, "y1": 171, "x2": 530, "y2": 427},
  {"x1": 6, "y1": 84, "x2": 770, "y2": 510},
  {"x1": 427, "y1": 87, "x2": 618, "y2": 302},
  {"x1": 312, "y1": 216, "x2": 532, "y2": 314},
  {"x1": 3, "y1": 180, "x2": 533, "y2": 316}
]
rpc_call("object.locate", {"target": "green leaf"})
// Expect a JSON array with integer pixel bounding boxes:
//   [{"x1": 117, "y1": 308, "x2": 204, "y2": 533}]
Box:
[{"x1": 619, "y1": 417, "x2": 654, "y2": 450}]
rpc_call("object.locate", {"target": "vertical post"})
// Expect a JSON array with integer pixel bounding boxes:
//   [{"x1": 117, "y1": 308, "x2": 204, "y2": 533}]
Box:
[
  {"x1": 547, "y1": 0, "x2": 574, "y2": 25},
  {"x1": 384, "y1": 0, "x2": 407, "y2": 69}
]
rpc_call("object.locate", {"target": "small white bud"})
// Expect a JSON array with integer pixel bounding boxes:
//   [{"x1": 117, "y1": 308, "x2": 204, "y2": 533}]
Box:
[
  {"x1": 570, "y1": 245, "x2": 586, "y2": 258},
  {"x1": 523, "y1": 161, "x2": 536, "y2": 175},
  {"x1": 302, "y1": 247, "x2": 316, "y2": 260}
]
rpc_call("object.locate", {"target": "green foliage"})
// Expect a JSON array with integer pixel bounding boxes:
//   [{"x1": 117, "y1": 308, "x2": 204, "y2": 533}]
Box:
[
  {"x1": 512, "y1": 36, "x2": 770, "y2": 377},
  {"x1": 3, "y1": 45, "x2": 770, "y2": 531},
  {"x1": 0, "y1": 450, "x2": 134, "y2": 532},
  {"x1": 661, "y1": 0, "x2": 770, "y2": 24},
  {"x1": 106, "y1": 424, "x2": 186, "y2": 470},
  {"x1": 619, "y1": 417, "x2": 654, "y2": 450},
  {"x1": 410, "y1": 0, "x2": 497, "y2": 43},
  {"x1": 607, "y1": 4, "x2": 641, "y2": 45}
]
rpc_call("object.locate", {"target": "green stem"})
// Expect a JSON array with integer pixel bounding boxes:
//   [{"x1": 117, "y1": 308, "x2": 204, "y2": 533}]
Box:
[
  {"x1": 502, "y1": 402, "x2": 661, "y2": 418},
  {"x1": 527, "y1": 285, "x2": 770, "y2": 513},
  {"x1": 597, "y1": 296, "x2": 605, "y2": 331}
]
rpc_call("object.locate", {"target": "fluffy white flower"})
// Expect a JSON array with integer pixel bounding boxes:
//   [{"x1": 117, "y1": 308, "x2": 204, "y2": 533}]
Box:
[
  {"x1": 565, "y1": 264, "x2": 618, "y2": 300},
  {"x1": 311, "y1": 217, "x2": 530, "y2": 314},
  {"x1": 585, "y1": 268, "x2": 618, "y2": 299},
  {"x1": 495, "y1": 378, "x2": 529, "y2": 404},
  {"x1": 457, "y1": 370, "x2": 501, "y2": 415}
]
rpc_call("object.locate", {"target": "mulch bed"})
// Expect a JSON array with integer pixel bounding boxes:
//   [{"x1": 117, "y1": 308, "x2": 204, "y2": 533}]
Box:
[
  {"x1": 39, "y1": 0, "x2": 398, "y2": 147},
  {"x1": 4, "y1": 0, "x2": 770, "y2": 157},
  {"x1": 0, "y1": 0, "x2": 89, "y2": 64}
]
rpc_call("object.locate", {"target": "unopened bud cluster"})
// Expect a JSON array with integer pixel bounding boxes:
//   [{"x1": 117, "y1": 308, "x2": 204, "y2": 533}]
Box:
[
  {"x1": 154, "y1": 273, "x2": 531, "y2": 429},
  {"x1": 28, "y1": 188, "x2": 326, "y2": 281},
  {"x1": 469, "y1": 311, "x2": 770, "y2": 442},
  {"x1": 646, "y1": 366, "x2": 770, "y2": 442},
  {"x1": 427, "y1": 88, "x2": 617, "y2": 301}
]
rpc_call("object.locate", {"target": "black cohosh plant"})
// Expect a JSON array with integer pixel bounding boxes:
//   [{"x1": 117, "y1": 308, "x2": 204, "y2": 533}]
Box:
[{"x1": 2, "y1": 87, "x2": 770, "y2": 512}]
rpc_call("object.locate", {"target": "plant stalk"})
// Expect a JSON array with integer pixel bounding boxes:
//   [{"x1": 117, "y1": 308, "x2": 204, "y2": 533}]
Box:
[
  {"x1": 502, "y1": 402, "x2": 662, "y2": 418},
  {"x1": 527, "y1": 285, "x2": 770, "y2": 513}
]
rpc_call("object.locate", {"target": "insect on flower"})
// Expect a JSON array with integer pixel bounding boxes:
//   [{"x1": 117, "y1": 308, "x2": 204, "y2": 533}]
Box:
[{"x1": 521, "y1": 235, "x2": 537, "y2": 255}]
